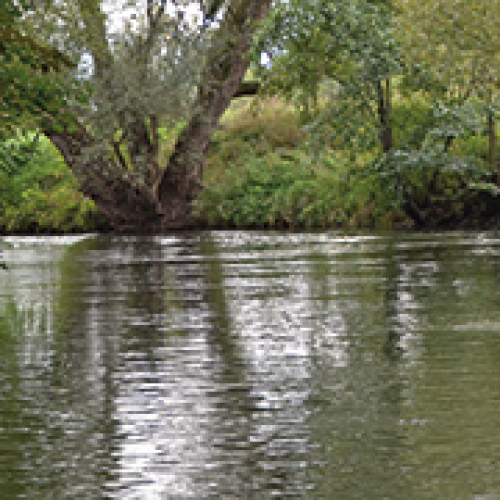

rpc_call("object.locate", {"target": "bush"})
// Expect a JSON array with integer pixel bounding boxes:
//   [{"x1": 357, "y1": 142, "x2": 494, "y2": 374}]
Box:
[
  {"x1": 196, "y1": 151, "x2": 389, "y2": 229},
  {"x1": 220, "y1": 97, "x2": 301, "y2": 147},
  {"x1": 199, "y1": 96, "x2": 412, "y2": 230},
  {"x1": 206, "y1": 98, "x2": 301, "y2": 183},
  {"x1": 391, "y1": 100, "x2": 435, "y2": 150},
  {"x1": 369, "y1": 147, "x2": 490, "y2": 227},
  {"x1": 0, "y1": 134, "x2": 106, "y2": 233}
]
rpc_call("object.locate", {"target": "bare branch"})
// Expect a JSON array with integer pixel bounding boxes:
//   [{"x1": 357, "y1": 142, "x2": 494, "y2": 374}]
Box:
[{"x1": 147, "y1": 0, "x2": 154, "y2": 26}]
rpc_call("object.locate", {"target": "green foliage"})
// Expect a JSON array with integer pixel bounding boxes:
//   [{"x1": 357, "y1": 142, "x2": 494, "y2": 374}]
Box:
[
  {"x1": 395, "y1": 0, "x2": 500, "y2": 97},
  {"x1": 206, "y1": 99, "x2": 301, "y2": 181},
  {"x1": 197, "y1": 91, "x2": 498, "y2": 230},
  {"x1": 0, "y1": 135, "x2": 106, "y2": 233},
  {"x1": 256, "y1": 0, "x2": 399, "y2": 93},
  {"x1": 368, "y1": 146, "x2": 490, "y2": 226},
  {"x1": 390, "y1": 99, "x2": 435, "y2": 149},
  {"x1": 2, "y1": 0, "x2": 500, "y2": 233},
  {"x1": 380, "y1": 97, "x2": 498, "y2": 223},
  {"x1": 452, "y1": 134, "x2": 490, "y2": 163},
  {"x1": 372, "y1": 148, "x2": 484, "y2": 196},
  {"x1": 388, "y1": 98, "x2": 487, "y2": 152},
  {"x1": 255, "y1": 0, "x2": 401, "y2": 143},
  {"x1": 198, "y1": 140, "x2": 393, "y2": 230},
  {"x1": 196, "y1": 154, "x2": 343, "y2": 228},
  {"x1": 0, "y1": 0, "x2": 78, "y2": 137},
  {"x1": 220, "y1": 99, "x2": 300, "y2": 148}
]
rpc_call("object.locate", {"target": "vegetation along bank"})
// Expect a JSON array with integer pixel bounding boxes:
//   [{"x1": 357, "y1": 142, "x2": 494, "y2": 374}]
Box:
[{"x1": 2, "y1": 0, "x2": 500, "y2": 233}]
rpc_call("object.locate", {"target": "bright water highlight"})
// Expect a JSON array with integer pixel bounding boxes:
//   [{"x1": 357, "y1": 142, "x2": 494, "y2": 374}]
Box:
[{"x1": 1, "y1": 232, "x2": 500, "y2": 499}]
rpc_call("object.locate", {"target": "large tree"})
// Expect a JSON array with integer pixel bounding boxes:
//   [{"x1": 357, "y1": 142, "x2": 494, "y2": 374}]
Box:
[{"x1": 8, "y1": 0, "x2": 271, "y2": 232}]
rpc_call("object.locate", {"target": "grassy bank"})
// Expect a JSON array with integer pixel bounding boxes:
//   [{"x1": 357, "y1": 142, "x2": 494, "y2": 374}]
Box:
[
  {"x1": 1, "y1": 99, "x2": 499, "y2": 234},
  {"x1": 196, "y1": 98, "x2": 500, "y2": 230}
]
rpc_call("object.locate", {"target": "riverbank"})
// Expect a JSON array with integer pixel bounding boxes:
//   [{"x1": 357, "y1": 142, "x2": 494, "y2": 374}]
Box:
[{"x1": 2, "y1": 99, "x2": 500, "y2": 234}]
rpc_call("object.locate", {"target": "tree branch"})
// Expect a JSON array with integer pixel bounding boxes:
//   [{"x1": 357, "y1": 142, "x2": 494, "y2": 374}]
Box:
[
  {"x1": 147, "y1": 0, "x2": 154, "y2": 26},
  {"x1": 143, "y1": 0, "x2": 169, "y2": 53},
  {"x1": 147, "y1": 114, "x2": 161, "y2": 187},
  {"x1": 204, "y1": 0, "x2": 227, "y2": 22},
  {"x1": 158, "y1": 0, "x2": 272, "y2": 220}
]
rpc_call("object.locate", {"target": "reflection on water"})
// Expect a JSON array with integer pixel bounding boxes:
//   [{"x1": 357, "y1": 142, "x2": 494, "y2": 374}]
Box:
[{"x1": 1, "y1": 232, "x2": 500, "y2": 499}]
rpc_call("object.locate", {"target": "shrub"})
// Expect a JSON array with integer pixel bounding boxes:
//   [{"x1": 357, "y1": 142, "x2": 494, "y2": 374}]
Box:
[
  {"x1": 0, "y1": 134, "x2": 106, "y2": 233},
  {"x1": 195, "y1": 151, "x2": 386, "y2": 229}
]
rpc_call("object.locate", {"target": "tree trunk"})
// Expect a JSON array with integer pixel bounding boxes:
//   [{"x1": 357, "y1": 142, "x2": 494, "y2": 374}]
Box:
[
  {"x1": 157, "y1": 0, "x2": 271, "y2": 230},
  {"x1": 377, "y1": 79, "x2": 393, "y2": 154},
  {"x1": 488, "y1": 107, "x2": 497, "y2": 179},
  {"x1": 45, "y1": 0, "x2": 271, "y2": 233},
  {"x1": 48, "y1": 129, "x2": 160, "y2": 232}
]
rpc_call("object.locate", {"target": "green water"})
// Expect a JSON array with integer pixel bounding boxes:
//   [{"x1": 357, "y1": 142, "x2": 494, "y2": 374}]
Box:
[{"x1": 1, "y1": 232, "x2": 500, "y2": 499}]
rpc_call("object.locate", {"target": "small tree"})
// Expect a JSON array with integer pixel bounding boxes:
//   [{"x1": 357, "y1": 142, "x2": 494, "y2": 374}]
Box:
[{"x1": 8, "y1": 0, "x2": 271, "y2": 232}]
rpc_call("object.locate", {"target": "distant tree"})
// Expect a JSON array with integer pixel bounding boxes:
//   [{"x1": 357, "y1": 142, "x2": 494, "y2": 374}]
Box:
[{"x1": 254, "y1": 0, "x2": 401, "y2": 153}]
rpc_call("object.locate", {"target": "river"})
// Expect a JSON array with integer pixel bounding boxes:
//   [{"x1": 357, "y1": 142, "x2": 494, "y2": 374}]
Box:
[{"x1": 1, "y1": 232, "x2": 500, "y2": 499}]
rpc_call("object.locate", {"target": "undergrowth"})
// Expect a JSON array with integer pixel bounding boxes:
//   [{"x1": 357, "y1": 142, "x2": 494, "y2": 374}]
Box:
[
  {"x1": 1, "y1": 98, "x2": 498, "y2": 233},
  {"x1": 0, "y1": 135, "x2": 106, "y2": 233}
]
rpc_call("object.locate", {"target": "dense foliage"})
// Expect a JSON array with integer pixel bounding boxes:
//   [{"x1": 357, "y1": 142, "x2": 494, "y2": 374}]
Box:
[
  {"x1": 0, "y1": 134, "x2": 105, "y2": 233},
  {"x1": 0, "y1": 0, "x2": 76, "y2": 137},
  {"x1": 1, "y1": 0, "x2": 500, "y2": 232}
]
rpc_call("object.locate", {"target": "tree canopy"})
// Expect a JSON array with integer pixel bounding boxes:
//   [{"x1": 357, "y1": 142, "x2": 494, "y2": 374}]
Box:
[{"x1": 0, "y1": 0, "x2": 76, "y2": 136}]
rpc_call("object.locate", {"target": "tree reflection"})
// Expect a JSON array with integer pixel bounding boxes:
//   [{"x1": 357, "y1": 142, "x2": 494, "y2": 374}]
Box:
[
  {"x1": 3, "y1": 233, "x2": 500, "y2": 499},
  {"x1": 297, "y1": 236, "x2": 409, "y2": 498},
  {"x1": 0, "y1": 237, "x2": 120, "y2": 498},
  {"x1": 383, "y1": 241, "x2": 404, "y2": 360}
]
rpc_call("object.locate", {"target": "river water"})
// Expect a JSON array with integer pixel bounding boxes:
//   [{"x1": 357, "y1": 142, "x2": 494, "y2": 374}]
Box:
[{"x1": 1, "y1": 232, "x2": 500, "y2": 499}]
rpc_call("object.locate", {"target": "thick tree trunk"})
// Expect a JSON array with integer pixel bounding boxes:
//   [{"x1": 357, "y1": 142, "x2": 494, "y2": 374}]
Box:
[
  {"x1": 48, "y1": 129, "x2": 160, "y2": 232},
  {"x1": 157, "y1": 0, "x2": 271, "y2": 230},
  {"x1": 45, "y1": 0, "x2": 271, "y2": 233}
]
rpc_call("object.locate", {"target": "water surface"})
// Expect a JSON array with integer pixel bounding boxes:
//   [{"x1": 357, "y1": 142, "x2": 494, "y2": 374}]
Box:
[{"x1": 1, "y1": 232, "x2": 500, "y2": 499}]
